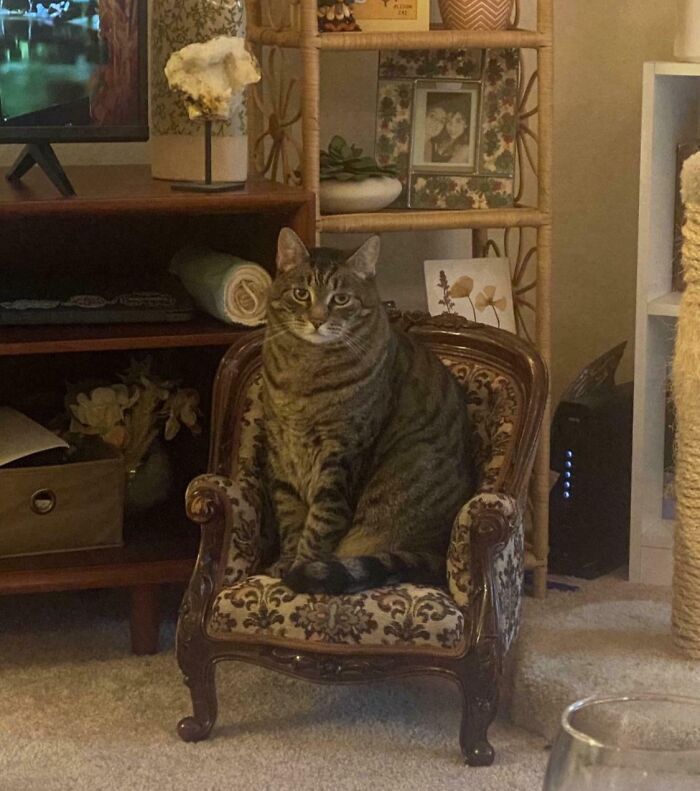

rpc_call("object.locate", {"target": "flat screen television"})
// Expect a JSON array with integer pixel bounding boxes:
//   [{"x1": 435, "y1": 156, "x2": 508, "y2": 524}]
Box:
[{"x1": 0, "y1": 0, "x2": 148, "y2": 143}]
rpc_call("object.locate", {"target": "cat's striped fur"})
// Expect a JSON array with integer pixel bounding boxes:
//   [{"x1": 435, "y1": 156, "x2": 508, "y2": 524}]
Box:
[{"x1": 261, "y1": 228, "x2": 474, "y2": 594}]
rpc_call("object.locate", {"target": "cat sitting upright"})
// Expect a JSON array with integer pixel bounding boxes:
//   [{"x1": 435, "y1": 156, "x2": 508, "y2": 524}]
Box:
[{"x1": 262, "y1": 228, "x2": 475, "y2": 595}]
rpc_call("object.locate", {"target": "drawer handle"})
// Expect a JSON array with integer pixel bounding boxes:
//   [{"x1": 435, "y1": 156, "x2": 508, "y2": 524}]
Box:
[{"x1": 31, "y1": 489, "x2": 57, "y2": 515}]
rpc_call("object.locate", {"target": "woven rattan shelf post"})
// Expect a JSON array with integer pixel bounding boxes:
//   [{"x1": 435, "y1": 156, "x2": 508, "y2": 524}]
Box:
[{"x1": 245, "y1": 0, "x2": 553, "y2": 597}]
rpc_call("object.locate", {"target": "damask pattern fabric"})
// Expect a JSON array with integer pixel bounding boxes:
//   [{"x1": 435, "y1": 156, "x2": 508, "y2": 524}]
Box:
[
  {"x1": 218, "y1": 372, "x2": 267, "y2": 587},
  {"x1": 189, "y1": 473, "x2": 262, "y2": 587},
  {"x1": 207, "y1": 576, "x2": 467, "y2": 654},
  {"x1": 440, "y1": 357, "x2": 520, "y2": 492},
  {"x1": 493, "y1": 525, "x2": 525, "y2": 654},
  {"x1": 447, "y1": 492, "x2": 520, "y2": 611},
  {"x1": 207, "y1": 344, "x2": 523, "y2": 654}
]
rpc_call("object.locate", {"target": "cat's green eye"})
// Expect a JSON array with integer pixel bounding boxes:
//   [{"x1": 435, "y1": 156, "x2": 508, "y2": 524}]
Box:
[
  {"x1": 332, "y1": 293, "x2": 351, "y2": 306},
  {"x1": 292, "y1": 287, "x2": 310, "y2": 302}
]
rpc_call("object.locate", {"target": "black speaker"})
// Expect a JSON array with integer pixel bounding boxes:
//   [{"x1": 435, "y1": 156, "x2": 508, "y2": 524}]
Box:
[{"x1": 548, "y1": 343, "x2": 632, "y2": 578}]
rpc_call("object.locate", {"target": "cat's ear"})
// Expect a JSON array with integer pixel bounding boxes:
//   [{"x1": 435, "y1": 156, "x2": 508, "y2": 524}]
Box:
[
  {"x1": 276, "y1": 228, "x2": 309, "y2": 274},
  {"x1": 346, "y1": 235, "x2": 380, "y2": 280}
]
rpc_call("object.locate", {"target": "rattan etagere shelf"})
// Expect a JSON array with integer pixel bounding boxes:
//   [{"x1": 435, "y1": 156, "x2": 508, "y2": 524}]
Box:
[
  {"x1": 245, "y1": 0, "x2": 552, "y2": 597},
  {"x1": 247, "y1": 25, "x2": 551, "y2": 51},
  {"x1": 317, "y1": 207, "x2": 548, "y2": 234}
]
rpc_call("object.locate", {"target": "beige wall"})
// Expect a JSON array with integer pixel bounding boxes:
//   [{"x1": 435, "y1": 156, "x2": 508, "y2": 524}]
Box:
[
  {"x1": 0, "y1": 142, "x2": 147, "y2": 167},
  {"x1": 0, "y1": 2, "x2": 679, "y2": 404},
  {"x1": 551, "y1": 0, "x2": 675, "y2": 399}
]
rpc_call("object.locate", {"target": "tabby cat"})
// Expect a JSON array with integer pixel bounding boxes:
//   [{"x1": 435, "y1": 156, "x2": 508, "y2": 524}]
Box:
[{"x1": 261, "y1": 228, "x2": 474, "y2": 595}]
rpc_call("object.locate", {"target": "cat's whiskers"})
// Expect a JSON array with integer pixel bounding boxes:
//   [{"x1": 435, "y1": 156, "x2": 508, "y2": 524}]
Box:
[
  {"x1": 340, "y1": 332, "x2": 369, "y2": 360},
  {"x1": 263, "y1": 322, "x2": 296, "y2": 346}
]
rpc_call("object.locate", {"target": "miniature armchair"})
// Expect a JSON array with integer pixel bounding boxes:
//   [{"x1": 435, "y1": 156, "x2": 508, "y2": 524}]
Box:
[{"x1": 176, "y1": 312, "x2": 547, "y2": 765}]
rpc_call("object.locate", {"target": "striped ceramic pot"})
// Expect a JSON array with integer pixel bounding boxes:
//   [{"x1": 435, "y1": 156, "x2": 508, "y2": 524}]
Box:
[{"x1": 438, "y1": 0, "x2": 512, "y2": 30}]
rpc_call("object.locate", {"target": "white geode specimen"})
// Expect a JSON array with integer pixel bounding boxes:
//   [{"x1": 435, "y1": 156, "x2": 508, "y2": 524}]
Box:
[{"x1": 164, "y1": 36, "x2": 261, "y2": 121}]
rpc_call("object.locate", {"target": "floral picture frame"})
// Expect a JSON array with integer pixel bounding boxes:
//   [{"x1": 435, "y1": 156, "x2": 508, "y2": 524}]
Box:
[
  {"x1": 424, "y1": 257, "x2": 516, "y2": 333},
  {"x1": 375, "y1": 49, "x2": 519, "y2": 210}
]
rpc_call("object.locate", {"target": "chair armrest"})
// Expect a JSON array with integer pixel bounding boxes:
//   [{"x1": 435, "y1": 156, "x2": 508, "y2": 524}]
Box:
[
  {"x1": 185, "y1": 473, "x2": 263, "y2": 590},
  {"x1": 447, "y1": 492, "x2": 524, "y2": 659}
]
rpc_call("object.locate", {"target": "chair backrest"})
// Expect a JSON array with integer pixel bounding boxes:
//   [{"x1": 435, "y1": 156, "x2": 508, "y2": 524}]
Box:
[{"x1": 208, "y1": 313, "x2": 547, "y2": 503}]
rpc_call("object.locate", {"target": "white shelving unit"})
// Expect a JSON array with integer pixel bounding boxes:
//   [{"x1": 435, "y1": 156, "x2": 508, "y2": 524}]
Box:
[{"x1": 630, "y1": 62, "x2": 700, "y2": 585}]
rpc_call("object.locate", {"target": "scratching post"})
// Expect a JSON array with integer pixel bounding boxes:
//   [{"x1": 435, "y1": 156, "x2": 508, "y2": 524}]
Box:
[{"x1": 672, "y1": 152, "x2": 700, "y2": 658}]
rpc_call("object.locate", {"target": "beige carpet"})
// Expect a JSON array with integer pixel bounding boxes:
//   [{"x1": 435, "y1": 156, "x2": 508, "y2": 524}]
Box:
[
  {"x1": 508, "y1": 573, "x2": 700, "y2": 741},
  {"x1": 0, "y1": 588, "x2": 548, "y2": 791},
  {"x1": 5, "y1": 575, "x2": 687, "y2": 790}
]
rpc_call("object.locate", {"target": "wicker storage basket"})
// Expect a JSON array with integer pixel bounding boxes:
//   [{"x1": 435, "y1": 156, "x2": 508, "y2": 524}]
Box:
[{"x1": 438, "y1": 0, "x2": 512, "y2": 30}]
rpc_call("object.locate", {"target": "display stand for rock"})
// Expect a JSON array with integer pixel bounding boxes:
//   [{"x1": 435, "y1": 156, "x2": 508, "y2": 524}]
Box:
[
  {"x1": 164, "y1": 36, "x2": 260, "y2": 192},
  {"x1": 150, "y1": 0, "x2": 249, "y2": 183}
]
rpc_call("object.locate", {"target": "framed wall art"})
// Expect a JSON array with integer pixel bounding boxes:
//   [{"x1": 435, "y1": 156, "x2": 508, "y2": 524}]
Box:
[
  {"x1": 375, "y1": 49, "x2": 519, "y2": 210},
  {"x1": 423, "y1": 257, "x2": 516, "y2": 332}
]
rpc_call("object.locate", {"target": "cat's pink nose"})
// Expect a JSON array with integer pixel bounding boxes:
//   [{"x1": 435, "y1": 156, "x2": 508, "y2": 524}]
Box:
[{"x1": 309, "y1": 317, "x2": 325, "y2": 329}]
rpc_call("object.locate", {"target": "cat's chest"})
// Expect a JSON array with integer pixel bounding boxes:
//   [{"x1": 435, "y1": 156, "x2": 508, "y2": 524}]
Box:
[
  {"x1": 264, "y1": 401, "x2": 380, "y2": 491},
  {"x1": 266, "y1": 421, "x2": 340, "y2": 493}
]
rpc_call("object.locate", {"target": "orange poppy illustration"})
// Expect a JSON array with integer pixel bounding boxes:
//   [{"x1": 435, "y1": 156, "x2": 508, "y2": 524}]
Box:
[
  {"x1": 475, "y1": 285, "x2": 508, "y2": 328},
  {"x1": 448, "y1": 275, "x2": 477, "y2": 321}
]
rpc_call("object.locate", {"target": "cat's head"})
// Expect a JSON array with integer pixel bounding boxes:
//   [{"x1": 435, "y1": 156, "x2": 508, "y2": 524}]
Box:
[{"x1": 267, "y1": 228, "x2": 382, "y2": 345}]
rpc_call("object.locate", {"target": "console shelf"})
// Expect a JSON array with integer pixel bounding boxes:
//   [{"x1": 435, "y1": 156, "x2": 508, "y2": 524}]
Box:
[
  {"x1": 0, "y1": 514, "x2": 198, "y2": 596},
  {"x1": 0, "y1": 165, "x2": 315, "y2": 653},
  {"x1": 0, "y1": 165, "x2": 311, "y2": 217},
  {"x1": 0, "y1": 316, "x2": 248, "y2": 356}
]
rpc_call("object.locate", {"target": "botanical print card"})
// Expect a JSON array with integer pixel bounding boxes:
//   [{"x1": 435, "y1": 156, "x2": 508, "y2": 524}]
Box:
[{"x1": 423, "y1": 257, "x2": 516, "y2": 333}]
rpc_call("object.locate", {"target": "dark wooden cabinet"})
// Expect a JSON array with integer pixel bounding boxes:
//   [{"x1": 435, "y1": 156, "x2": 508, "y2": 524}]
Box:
[{"x1": 0, "y1": 165, "x2": 314, "y2": 653}]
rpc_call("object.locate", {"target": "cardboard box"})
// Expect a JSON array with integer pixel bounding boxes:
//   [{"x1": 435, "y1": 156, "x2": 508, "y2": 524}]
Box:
[{"x1": 0, "y1": 447, "x2": 124, "y2": 558}]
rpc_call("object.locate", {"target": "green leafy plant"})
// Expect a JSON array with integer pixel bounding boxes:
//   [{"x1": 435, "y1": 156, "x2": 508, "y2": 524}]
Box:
[{"x1": 320, "y1": 135, "x2": 398, "y2": 182}]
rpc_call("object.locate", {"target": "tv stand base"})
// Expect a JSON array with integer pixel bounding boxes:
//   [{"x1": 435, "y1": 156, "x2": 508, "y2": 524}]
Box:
[{"x1": 6, "y1": 142, "x2": 76, "y2": 197}]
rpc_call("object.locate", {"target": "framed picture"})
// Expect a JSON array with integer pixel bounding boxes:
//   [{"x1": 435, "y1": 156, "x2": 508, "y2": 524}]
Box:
[
  {"x1": 423, "y1": 257, "x2": 516, "y2": 333},
  {"x1": 352, "y1": 0, "x2": 430, "y2": 32},
  {"x1": 411, "y1": 81, "x2": 480, "y2": 173},
  {"x1": 375, "y1": 49, "x2": 519, "y2": 210}
]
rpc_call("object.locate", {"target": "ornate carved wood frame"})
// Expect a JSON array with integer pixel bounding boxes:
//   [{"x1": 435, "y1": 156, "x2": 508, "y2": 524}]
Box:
[{"x1": 176, "y1": 312, "x2": 547, "y2": 765}]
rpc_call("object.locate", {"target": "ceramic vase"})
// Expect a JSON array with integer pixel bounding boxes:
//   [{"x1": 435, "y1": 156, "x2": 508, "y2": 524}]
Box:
[
  {"x1": 319, "y1": 177, "x2": 403, "y2": 214},
  {"x1": 675, "y1": 0, "x2": 700, "y2": 62},
  {"x1": 150, "y1": 0, "x2": 248, "y2": 182},
  {"x1": 438, "y1": 0, "x2": 512, "y2": 31},
  {"x1": 125, "y1": 439, "x2": 173, "y2": 513}
]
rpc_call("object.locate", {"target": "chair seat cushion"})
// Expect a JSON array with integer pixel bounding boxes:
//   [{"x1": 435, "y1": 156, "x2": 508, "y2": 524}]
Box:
[{"x1": 207, "y1": 575, "x2": 468, "y2": 655}]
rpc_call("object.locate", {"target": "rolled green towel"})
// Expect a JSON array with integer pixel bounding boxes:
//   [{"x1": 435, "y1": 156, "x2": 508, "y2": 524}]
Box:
[{"x1": 169, "y1": 246, "x2": 271, "y2": 326}]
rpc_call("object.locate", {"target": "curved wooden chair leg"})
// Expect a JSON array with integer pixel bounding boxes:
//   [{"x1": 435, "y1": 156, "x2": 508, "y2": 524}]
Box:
[
  {"x1": 459, "y1": 678, "x2": 498, "y2": 766},
  {"x1": 178, "y1": 661, "x2": 218, "y2": 742}
]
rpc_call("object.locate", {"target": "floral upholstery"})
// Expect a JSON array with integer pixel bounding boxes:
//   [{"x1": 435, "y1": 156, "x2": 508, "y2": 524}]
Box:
[
  {"x1": 196, "y1": 341, "x2": 525, "y2": 657},
  {"x1": 447, "y1": 492, "x2": 523, "y2": 654},
  {"x1": 447, "y1": 493, "x2": 515, "y2": 603},
  {"x1": 207, "y1": 577, "x2": 467, "y2": 655},
  {"x1": 494, "y1": 525, "x2": 525, "y2": 654},
  {"x1": 191, "y1": 473, "x2": 263, "y2": 587},
  {"x1": 440, "y1": 357, "x2": 520, "y2": 492}
]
